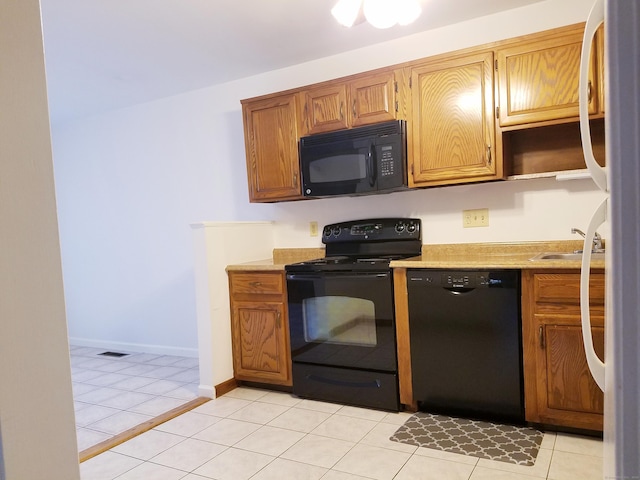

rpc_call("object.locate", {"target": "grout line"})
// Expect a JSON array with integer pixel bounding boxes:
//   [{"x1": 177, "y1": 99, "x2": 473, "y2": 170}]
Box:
[{"x1": 78, "y1": 396, "x2": 210, "y2": 463}]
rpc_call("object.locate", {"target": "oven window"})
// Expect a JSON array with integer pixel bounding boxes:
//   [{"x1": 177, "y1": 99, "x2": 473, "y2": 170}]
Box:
[
  {"x1": 302, "y1": 296, "x2": 376, "y2": 347},
  {"x1": 309, "y1": 154, "x2": 367, "y2": 183}
]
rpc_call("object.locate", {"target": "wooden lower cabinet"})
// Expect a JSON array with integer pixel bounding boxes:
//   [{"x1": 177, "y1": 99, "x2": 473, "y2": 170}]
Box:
[
  {"x1": 228, "y1": 271, "x2": 292, "y2": 386},
  {"x1": 521, "y1": 269, "x2": 605, "y2": 431}
]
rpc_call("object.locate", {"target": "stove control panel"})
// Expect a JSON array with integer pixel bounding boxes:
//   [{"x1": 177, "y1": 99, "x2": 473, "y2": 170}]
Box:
[{"x1": 322, "y1": 218, "x2": 421, "y2": 243}]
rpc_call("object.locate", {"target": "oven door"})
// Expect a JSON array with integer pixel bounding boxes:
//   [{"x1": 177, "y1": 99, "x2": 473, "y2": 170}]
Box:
[{"x1": 286, "y1": 271, "x2": 397, "y2": 372}]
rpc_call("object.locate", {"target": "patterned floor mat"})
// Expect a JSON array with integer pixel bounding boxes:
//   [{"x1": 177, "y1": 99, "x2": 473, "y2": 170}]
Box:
[{"x1": 390, "y1": 412, "x2": 543, "y2": 466}]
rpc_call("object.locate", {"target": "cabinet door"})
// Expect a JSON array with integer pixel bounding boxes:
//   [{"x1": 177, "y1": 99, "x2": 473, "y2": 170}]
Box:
[
  {"x1": 231, "y1": 301, "x2": 290, "y2": 384},
  {"x1": 497, "y1": 29, "x2": 599, "y2": 127},
  {"x1": 521, "y1": 270, "x2": 605, "y2": 431},
  {"x1": 350, "y1": 72, "x2": 397, "y2": 127},
  {"x1": 242, "y1": 93, "x2": 303, "y2": 202},
  {"x1": 409, "y1": 51, "x2": 497, "y2": 186},
  {"x1": 535, "y1": 321, "x2": 604, "y2": 430},
  {"x1": 303, "y1": 83, "x2": 349, "y2": 135}
]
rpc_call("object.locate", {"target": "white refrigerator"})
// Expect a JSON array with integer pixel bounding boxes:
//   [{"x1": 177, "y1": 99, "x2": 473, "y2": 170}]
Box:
[{"x1": 579, "y1": 0, "x2": 640, "y2": 478}]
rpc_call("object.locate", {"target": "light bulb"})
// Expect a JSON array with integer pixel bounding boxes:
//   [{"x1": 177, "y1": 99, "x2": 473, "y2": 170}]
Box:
[
  {"x1": 331, "y1": 0, "x2": 363, "y2": 28},
  {"x1": 362, "y1": 0, "x2": 397, "y2": 29},
  {"x1": 397, "y1": 0, "x2": 422, "y2": 26}
]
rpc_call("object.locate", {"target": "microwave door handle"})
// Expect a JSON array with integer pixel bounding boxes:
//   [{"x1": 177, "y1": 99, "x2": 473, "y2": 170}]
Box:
[{"x1": 368, "y1": 144, "x2": 376, "y2": 187}]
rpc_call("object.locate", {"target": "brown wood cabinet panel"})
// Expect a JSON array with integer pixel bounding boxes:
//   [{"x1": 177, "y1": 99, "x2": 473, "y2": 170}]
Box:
[
  {"x1": 228, "y1": 271, "x2": 292, "y2": 386},
  {"x1": 596, "y1": 25, "x2": 605, "y2": 114},
  {"x1": 303, "y1": 83, "x2": 349, "y2": 135},
  {"x1": 532, "y1": 271, "x2": 605, "y2": 319},
  {"x1": 350, "y1": 72, "x2": 397, "y2": 127},
  {"x1": 242, "y1": 93, "x2": 303, "y2": 202},
  {"x1": 302, "y1": 71, "x2": 397, "y2": 134},
  {"x1": 409, "y1": 51, "x2": 498, "y2": 186},
  {"x1": 232, "y1": 301, "x2": 288, "y2": 382},
  {"x1": 393, "y1": 268, "x2": 416, "y2": 409},
  {"x1": 498, "y1": 29, "x2": 599, "y2": 127},
  {"x1": 543, "y1": 324, "x2": 604, "y2": 414},
  {"x1": 228, "y1": 272, "x2": 283, "y2": 295},
  {"x1": 522, "y1": 269, "x2": 605, "y2": 431}
]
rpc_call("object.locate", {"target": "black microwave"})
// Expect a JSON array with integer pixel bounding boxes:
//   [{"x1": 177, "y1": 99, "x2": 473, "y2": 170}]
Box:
[{"x1": 299, "y1": 120, "x2": 407, "y2": 198}]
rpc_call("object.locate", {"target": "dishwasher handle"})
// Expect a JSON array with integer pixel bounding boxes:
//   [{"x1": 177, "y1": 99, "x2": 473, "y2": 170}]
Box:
[{"x1": 443, "y1": 287, "x2": 476, "y2": 295}]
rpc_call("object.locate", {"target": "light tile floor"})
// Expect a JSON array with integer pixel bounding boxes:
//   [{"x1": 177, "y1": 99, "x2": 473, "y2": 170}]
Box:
[
  {"x1": 80, "y1": 386, "x2": 604, "y2": 480},
  {"x1": 71, "y1": 345, "x2": 200, "y2": 452}
]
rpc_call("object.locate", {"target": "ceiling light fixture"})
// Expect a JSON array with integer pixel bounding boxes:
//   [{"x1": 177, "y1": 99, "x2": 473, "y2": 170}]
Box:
[{"x1": 331, "y1": 0, "x2": 422, "y2": 29}]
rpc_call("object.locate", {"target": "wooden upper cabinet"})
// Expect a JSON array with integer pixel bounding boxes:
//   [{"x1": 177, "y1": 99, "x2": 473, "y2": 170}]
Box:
[
  {"x1": 303, "y1": 83, "x2": 349, "y2": 135},
  {"x1": 409, "y1": 51, "x2": 498, "y2": 187},
  {"x1": 302, "y1": 70, "x2": 398, "y2": 135},
  {"x1": 242, "y1": 93, "x2": 303, "y2": 202},
  {"x1": 497, "y1": 27, "x2": 599, "y2": 127},
  {"x1": 350, "y1": 72, "x2": 397, "y2": 127}
]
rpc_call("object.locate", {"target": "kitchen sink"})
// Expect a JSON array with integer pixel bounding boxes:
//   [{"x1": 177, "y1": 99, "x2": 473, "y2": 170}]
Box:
[{"x1": 530, "y1": 252, "x2": 606, "y2": 261}]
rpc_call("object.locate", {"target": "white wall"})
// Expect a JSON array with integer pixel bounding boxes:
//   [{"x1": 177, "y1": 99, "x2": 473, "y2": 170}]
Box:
[
  {"x1": 191, "y1": 222, "x2": 275, "y2": 396},
  {"x1": 0, "y1": 0, "x2": 80, "y2": 477},
  {"x1": 52, "y1": 0, "x2": 601, "y2": 358}
]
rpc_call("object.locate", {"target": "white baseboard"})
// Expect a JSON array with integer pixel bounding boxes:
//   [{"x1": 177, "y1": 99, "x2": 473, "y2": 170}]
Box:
[
  {"x1": 198, "y1": 384, "x2": 215, "y2": 399},
  {"x1": 69, "y1": 337, "x2": 198, "y2": 358}
]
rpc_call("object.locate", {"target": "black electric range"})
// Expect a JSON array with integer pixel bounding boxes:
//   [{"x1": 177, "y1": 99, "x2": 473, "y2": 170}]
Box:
[{"x1": 284, "y1": 218, "x2": 421, "y2": 411}]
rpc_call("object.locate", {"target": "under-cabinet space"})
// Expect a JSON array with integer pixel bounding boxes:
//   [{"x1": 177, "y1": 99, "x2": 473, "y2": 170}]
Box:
[{"x1": 505, "y1": 119, "x2": 605, "y2": 179}]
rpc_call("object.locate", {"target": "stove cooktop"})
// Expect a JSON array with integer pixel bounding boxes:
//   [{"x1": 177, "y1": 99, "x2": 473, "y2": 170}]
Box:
[{"x1": 285, "y1": 218, "x2": 422, "y2": 273}]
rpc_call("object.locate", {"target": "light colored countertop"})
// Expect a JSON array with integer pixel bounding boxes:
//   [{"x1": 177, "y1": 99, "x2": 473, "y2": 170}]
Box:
[
  {"x1": 225, "y1": 248, "x2": 324, "y2": 272},
  {"x1": 391, "y1": 240, "x2": 606, "y2": 270},
  {"x1": 225, "y1": 241, "x2": 606, "y2": 272}
]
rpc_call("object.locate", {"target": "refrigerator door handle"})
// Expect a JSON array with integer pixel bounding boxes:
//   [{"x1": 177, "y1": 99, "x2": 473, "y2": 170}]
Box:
[
  {"x1": 580, "y1": 197, "x2": 607, "y2": 391},
  {"x1": 579, "y1": 0, "x2": 607, "y2": 193}
]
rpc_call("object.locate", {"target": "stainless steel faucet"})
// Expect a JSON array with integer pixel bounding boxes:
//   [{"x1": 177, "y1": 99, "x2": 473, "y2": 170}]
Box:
[{"x1": 571, "y1": 227, "x2": 604, "y2": 252}]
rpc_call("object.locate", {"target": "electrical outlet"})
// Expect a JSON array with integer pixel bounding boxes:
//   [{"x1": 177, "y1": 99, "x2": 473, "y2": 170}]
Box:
[
  {"x1": 463, "y1": 208, "x2": 489, "y2": 228},
  {"x1": 309, "y1": 221, "x2": 318, "y2": 237}
]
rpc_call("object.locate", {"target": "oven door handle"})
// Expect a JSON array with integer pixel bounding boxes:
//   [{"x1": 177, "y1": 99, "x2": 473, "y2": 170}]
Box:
[{"x1": 286, "y1": 272, "x2": 390, "y2": 281}]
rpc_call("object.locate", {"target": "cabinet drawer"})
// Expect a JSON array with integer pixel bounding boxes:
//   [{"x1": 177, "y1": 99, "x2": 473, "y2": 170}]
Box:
[
  {"x1": 533, "y1": 272, "x2": 605, "y2": 306},
  {"x1": 229, "y1": 272, "x2": 283, "y2": 295}
]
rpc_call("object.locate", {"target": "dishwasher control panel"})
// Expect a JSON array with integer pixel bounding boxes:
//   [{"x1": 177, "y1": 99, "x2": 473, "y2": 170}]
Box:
[{"x1": 407, "y1": 270, "x2": 509, "y2": 288}]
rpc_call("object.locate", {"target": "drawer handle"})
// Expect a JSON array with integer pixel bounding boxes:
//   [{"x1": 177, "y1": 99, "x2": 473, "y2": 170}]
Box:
[
  {"x1": 249, "y1": 281, "x2": 262, "y2": 287},
  {"x1": 539, "y1": 325, "x2": 545, "y2": 349}
]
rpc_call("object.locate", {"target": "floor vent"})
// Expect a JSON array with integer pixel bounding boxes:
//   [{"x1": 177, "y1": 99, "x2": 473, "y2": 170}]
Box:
[{"x1": 98, "y1": 351, "x2": 129, "y2": 358}]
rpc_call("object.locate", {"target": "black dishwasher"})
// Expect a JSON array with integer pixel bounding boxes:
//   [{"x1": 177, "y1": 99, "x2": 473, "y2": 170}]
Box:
[{"x1": 407, "y1": 269, "x2": 524, "y2": 424}]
